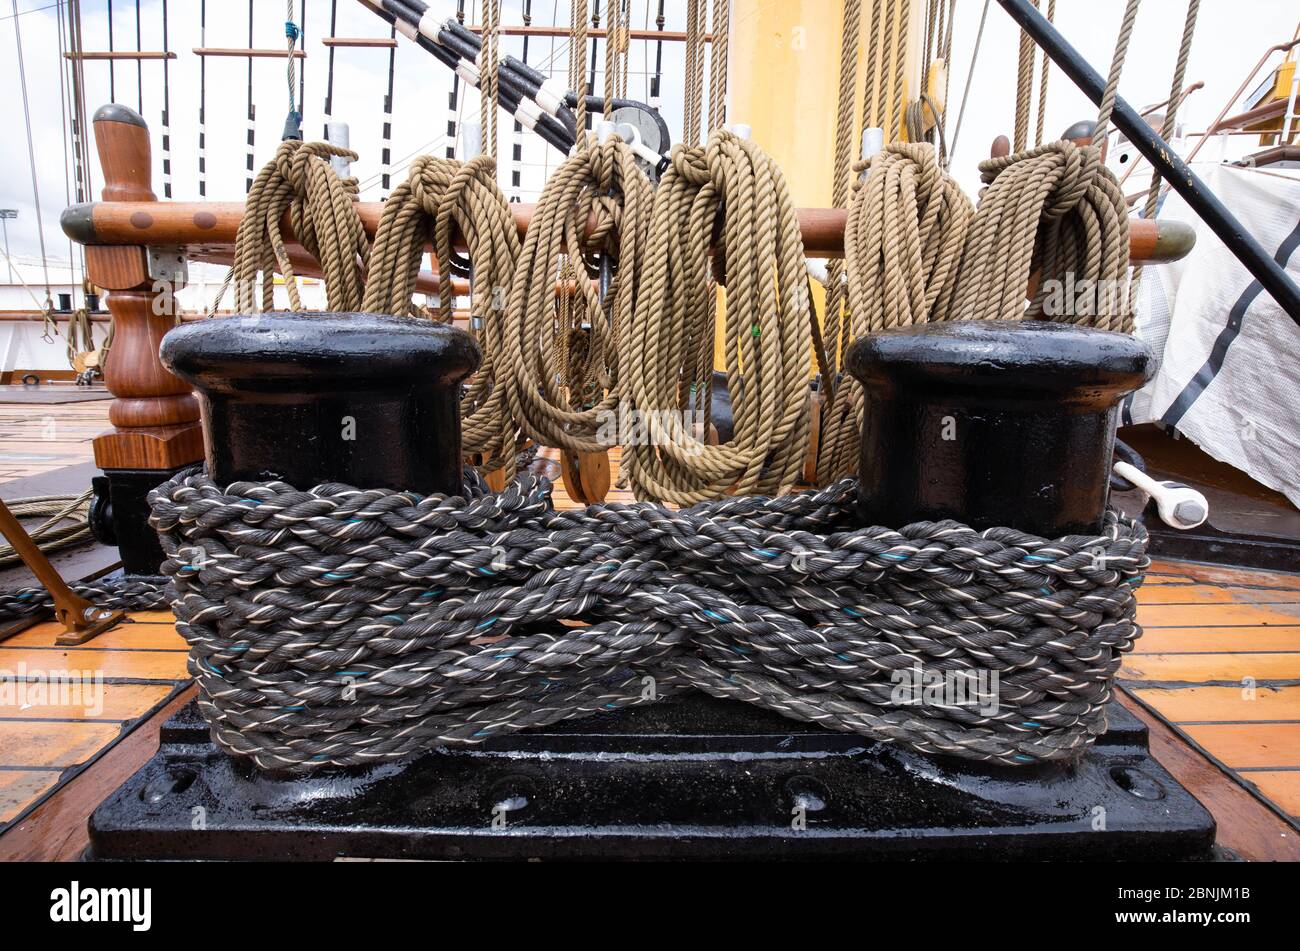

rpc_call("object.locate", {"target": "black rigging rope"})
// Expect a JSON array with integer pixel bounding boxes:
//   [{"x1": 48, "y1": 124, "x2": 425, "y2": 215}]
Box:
[
  {"x1": 161, "y1": 0, "x2": 171, "y2": 198},
  {"x1": 198, "y1": 0, "x2": 206, "y2": 197},
  {"x1": 324, "y1": 0, "x2": 337, "y2": 135}
]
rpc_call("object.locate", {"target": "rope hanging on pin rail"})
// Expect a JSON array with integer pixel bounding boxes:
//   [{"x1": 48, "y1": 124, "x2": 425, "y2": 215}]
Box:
[{"x1": 363, "y1": 153, "x2": 524, "y2": 473}]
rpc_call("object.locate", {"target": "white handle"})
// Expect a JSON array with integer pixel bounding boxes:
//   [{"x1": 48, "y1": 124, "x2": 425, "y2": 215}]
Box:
[{"x1": 1114, "y1": 460, "x2": 1209, "y2": 530}]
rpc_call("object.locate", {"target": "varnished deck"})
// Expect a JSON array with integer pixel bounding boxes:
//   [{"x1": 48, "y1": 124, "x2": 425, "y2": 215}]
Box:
[
  {"x1": 1124, "y1": 559, "x2": 1300, "y2": 829},
  {"x1": 0, "y1": 404, "x2": 1298, "y2": 857}
]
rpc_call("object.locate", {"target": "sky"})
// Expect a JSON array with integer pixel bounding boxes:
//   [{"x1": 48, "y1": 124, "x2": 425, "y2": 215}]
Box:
[{"x1": 0, "y1": 0, "x2": 1296, "y2": 276}]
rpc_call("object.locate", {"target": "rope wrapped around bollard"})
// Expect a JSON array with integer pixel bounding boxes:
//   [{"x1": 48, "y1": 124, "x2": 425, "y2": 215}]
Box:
[{"x1": 147, "y1": 468, "x2": 1149, "y2": 773}]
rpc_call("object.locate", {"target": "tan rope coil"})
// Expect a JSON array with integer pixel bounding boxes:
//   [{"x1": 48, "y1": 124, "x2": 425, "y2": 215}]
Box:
[
  {"x1": 817, "y1": 138, "x2": 1130, "y2": 481},
  {"x1": 945, "y1": 141, "x2": 1131, "y2": 330},
  {"x1": 621, "y1": 130, "x2": 812, "y2": 506},
  {"x1": 362, "y1": 154, "x2": 523, "y2": 472},
  {"x1": 501, "y1": 134, "x2": 652, "y2": 455},
  {"x1": 224, "y1": 139, "x2": 367, "y2": 314}
]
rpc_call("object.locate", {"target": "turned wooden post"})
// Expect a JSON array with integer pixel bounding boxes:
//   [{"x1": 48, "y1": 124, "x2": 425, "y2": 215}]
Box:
[{"x1": 78, "y1": 105, "x2": 203, "y2": 573}]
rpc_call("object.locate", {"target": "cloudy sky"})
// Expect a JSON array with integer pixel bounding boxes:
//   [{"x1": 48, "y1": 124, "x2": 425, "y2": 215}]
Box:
[{"x1": 1, "y1": 0, "x2": 1296, "y2": 274}]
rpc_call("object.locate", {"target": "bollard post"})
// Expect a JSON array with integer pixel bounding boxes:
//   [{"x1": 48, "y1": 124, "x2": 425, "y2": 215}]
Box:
[
  {"x1": 159, "y1": 313, "x2": 480, "y2": 493},
  {"x1": 845, "y1": 321, "x2": 1152, "y2": 537}
]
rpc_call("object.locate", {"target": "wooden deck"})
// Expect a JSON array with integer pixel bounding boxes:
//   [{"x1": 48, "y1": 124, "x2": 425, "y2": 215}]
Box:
[{"x1": 0, "y1": 402, "x2": 1298, "y2": 858}]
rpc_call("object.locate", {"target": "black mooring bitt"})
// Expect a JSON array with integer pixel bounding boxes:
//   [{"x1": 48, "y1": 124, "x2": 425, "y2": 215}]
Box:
[
  {"x1": 107, "y1": 314, "x2": 1206, "y2": 860},
  {"x1": 846, "y1": 320, "x2": 1152, "y2": 538},
  {"x1": 160, "y1": 313, "x2": 481, "y2": 495},
  {"x1": 996, "y1": 0, "x2": 1300, "y2": 323}
]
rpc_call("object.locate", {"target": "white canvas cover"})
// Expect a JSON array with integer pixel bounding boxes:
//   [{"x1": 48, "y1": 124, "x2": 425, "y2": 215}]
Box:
[{"x1": 1128, "y1": 162, "x2": 1300, "y2": 508}]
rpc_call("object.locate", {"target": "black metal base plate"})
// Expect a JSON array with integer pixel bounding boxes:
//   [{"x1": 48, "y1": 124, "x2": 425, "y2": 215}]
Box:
[{"x1": 88, "y1": 695, "x2": 1215, "y2": 861}]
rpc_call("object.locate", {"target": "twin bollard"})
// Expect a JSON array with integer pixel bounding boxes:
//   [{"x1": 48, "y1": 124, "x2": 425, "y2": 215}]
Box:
[{"x1": 84, "y1": 312, "x2": 1216, "y2": 861}]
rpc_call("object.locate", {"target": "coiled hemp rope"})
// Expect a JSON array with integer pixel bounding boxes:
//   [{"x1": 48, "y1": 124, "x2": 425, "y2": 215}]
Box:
[
  {"x1": 148, "y1": 468, "x2": 1148, "y2": 773},
  {"x1": 818, "y1": 139, "x2": 1131, "y2": 480},
  {"x1": 222, "y1": 139, "x2": 367, "y2": 314},
  {"x1": 622, "y1": 129, "x2": 812, "y2": 505},
  {"x1": 501, "y1": 134, "x2": 652, "y2": 454},
  {"x1": 363, "y1": 154, "x2": 522, "y2": 472}
]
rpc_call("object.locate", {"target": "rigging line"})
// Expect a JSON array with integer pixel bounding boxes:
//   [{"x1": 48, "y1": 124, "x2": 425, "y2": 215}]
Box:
[
  {"x1": 298, "y1": 0, "x2": 306, "y2": 118},
  {"x1": 382, "y1": 21, "x2": 396, "y2": 191},
  {"x1": 511, "y1": 0, "x2": 534, "y2": 199},
  {"x1": 199, "y1": 0, "x2": 206, "y2": 197},
  {"x1": 161, "y1": 0, "x2": 171, "y2": 197},
  {"x1": 245, "y1": 0, "x2": 255, "y2": 192},
  {"x1": 948, "y1": 0, "x2": 989, "y2": 169},
  {"x1": 0, "y1": 2, "x2": 58, "y2": 21},
  {"x1": 649, "y1": 0, "x2": 663, "y2": 107},
  {"x1": 55, "y1": 1, "x2": 81, "y2": 290},
  {"x1": 134, "y1": 0, "x2": 141, "y2": 114},
  {"x1": 106, "y1": 0, "x2": 113, "y2": 102},
  {"x1": 589, "y1": 0, "x2": 600, "y2": 112},
  {"x1": 447, "y1": 0, "x2": 466, "y2": 159},
  {"x1": 11, "y1": 0, "x2": 53, "y2": 303},
  {"x1": 324, "y1": 0, "x2": 337, "y2": 131},
  {"x1": 283, "y1": 0, "x2": 302, "y2": 139}
]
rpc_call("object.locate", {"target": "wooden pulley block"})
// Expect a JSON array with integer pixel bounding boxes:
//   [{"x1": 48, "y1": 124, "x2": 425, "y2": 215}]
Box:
[{"x1": 561, "y1": 449, "x2": 611, "y2": 505}]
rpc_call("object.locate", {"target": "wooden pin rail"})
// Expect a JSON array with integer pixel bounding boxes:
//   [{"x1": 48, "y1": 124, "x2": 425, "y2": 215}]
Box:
[
  {"x1": 63, "y1": 200, "x2": 1197, "y2": 264},
  {"x1": 192, "y1": 48, "x2": 307, "y2": 59},
  {"x1": 63, "y1": 51, "x2": 178, "y2": 60}
]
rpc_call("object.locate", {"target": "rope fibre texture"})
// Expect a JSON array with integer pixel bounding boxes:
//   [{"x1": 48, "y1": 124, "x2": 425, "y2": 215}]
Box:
[
  {"x1": 363, "y1": 152, "x2": 522, "y2": 473},
  {"x1": 149, "y1": 469, "x2": 1148, "y2": 773}
]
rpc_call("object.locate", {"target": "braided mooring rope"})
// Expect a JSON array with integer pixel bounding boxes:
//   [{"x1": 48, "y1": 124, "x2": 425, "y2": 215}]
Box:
[
  {"x1": 0, "y1": 574, "x2": 169, "y2": 619},
  {"x1": 147, "y1": 468, "x2": 1148, "y2": 773}
]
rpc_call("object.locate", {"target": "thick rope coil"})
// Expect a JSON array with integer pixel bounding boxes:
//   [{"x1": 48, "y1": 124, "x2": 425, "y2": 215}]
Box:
[
  {"x1": 502, "y1": 134, "x2": 652, "y2": 454},
  {"x1": 363, "y1": 154, "x2": 523, "y2": 472},
  {"x1": 223, "y1": 139, "x2": 367, "y2": 315},
  {"x1": 819, "y1": 142, "x2": 974, "y2": 482},
  {"x1": 621, "y1": 130, "x2": 812, "y2": 505},
  {"x1": 0, "y1": 492, "x2": 94, "y2": 569},
  {"x1": 147, "y1": 468, "x2": 1148, "y2": 773}
]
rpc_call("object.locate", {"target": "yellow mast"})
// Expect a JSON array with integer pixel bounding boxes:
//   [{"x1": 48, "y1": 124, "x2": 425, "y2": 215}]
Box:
[{"x1": 715, "y1": 0, "x2": 924, "y2": 368}]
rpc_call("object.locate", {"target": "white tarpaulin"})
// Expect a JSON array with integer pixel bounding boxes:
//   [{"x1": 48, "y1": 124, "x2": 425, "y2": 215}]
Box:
[{"x1": 1128, "y1": 162, "x2": 1300, "y2": 508}]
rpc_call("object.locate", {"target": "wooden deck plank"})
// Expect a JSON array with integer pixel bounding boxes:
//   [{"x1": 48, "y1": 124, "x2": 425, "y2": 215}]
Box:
[
  {"x1": 1243, "y1": 772, "x2": 1300, "y2": 818},
  {"x1": 3, "y1": 620, "x2": 187, "y2": 652},
  {"x1": 1131, "y1": 686, "x2": 1300, "y2": 724},
  {"x1": 1139, "y1": 603, "x2": 1300, "y2": 627},
  {"x1": 1181, "y1": 723, "x2": 1300, "y2": 770},
  {"x1": 1149, "y1": 559, "x2": 1300, "y2": 593},
  {"x1": 0, "y1": 682, "x2": 173, "y2": 720},
  {"x1": 0, "y1": 646, "x2": 189, "y2": 681},
  {"x1": 0, "y1": 771, "x2": 61, "y2": 824},
  {"x1": 0, "y1": 685, "x2": 196, "y2": 860},
  {"x1": 0, "y1": 720, "x2": 123, "y2": 769},
  {"x1": 1133, "y1": 627, "x2": 1300, "y2": 654},
  {"x1": 1137, "y1": 585, "x2": 1300, "y2": 605},
  {"x1": 1116, "y1": 690, "x2": 1300, "y2": 860},
  {"x1": 1119, "y1": 652, "x2": 1300, "y2": 683}
]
